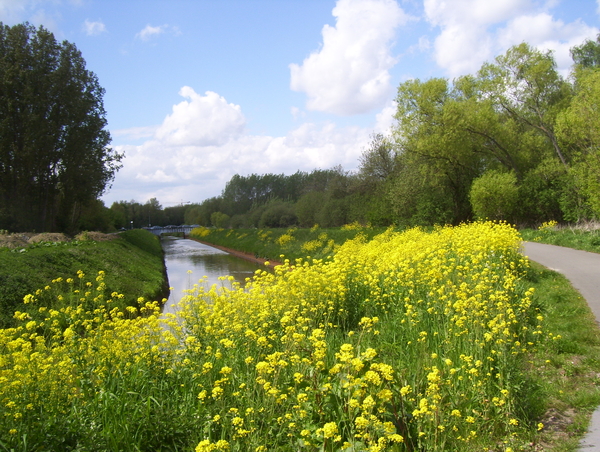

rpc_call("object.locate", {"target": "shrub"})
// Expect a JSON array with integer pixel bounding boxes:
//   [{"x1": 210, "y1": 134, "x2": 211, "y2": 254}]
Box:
[{"x1": 470, "y1": 170, "x2": 519, "y2": 221}]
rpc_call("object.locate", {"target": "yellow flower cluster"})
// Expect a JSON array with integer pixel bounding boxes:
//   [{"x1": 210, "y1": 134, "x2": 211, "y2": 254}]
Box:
[
  {"x1": 276, "y1": 229, "x2": 296, "y2": 247},
  {"x1": 192, "y1": 227, "x2": 212, "y2": 237},
  {"x1": 0, "y1": 221, "x2": 545, "y2": 451}
]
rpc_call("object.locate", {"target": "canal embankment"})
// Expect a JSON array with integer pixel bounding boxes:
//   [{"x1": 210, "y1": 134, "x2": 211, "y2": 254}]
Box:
[{"x1": 0, "y1": 229, "x2": 168, "y2": 328}]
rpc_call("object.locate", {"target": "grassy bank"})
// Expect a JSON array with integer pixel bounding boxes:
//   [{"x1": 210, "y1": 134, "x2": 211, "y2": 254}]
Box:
[
  {"x1": 0, "y1": 229, "x2": 167, "y2": 328},
  {"x1": 520, "y1": 222, "x2": 600, "y2": 253},
  {"x1": 190, "y1": 223, "x2": 390, "y2": 263},
  {"x1": 2, "y1": 222, "x2": 598, "y2": 450}
]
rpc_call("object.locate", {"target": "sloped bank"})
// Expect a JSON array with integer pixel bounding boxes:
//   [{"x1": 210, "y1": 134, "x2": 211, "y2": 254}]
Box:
[
  {"x1": 188, "y1": 237, "x2": 282, "y2": 269},
  {"x1": 0, "y1": 229, "x2": 169, "y2": 328}
]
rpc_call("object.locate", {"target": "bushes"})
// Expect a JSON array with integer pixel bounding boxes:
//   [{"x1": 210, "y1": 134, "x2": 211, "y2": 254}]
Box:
[{"x1": 470, "y1": 170, "x2": 519, "y2": 221}]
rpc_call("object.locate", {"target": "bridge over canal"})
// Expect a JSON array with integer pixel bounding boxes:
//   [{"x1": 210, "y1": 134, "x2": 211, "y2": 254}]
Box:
[{"x1": 142, "y1": 225, "x2": 199, "y2": 236}]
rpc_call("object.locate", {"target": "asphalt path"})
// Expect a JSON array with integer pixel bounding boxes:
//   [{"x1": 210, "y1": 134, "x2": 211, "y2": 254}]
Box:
[{"x1": 521, "y1": 242, "x2": 600, "y2": 450}]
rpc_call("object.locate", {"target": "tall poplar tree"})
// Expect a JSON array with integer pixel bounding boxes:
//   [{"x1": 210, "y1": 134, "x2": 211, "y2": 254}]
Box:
[{"x1": 0, "y1": 22, "x2": 122, "y2": 232}]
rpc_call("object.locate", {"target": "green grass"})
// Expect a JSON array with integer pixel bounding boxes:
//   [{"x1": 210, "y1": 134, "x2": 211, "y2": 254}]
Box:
[
  {"x1": 521, "y1": 226, "x2": 600, "y2": 253},
  {"x1": 0, "y1": 229, "x2": 167, "y2": 328},
  {"x1": 508, "y1": 261, "x2": 600, "y2": 450},
  {"x1": 190, "y1": 224, "x2": 391, "y2": 263}
]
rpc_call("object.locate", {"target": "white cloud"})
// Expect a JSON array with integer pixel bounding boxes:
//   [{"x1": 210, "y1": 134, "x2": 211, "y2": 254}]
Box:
[
  {"x1": 136, "y1": 24, "x2": 167, "y2": 41},
  {"x1": 154, "y1": 87, "x2": 245, "y2": 147},
  {"x1": 498, "y1": 13, "x2": 598, "y2": 74},
  {"x1": 289, "y1": 0, "x2": 410, "y2": 116},
  {"x1": 103, "y1": 87, "x2": 377, "y2": 205},
  {"x1": 424, "y1": 0, "x2": 599, "y2": 77},
  {"x1": 83, "y1": 19, "x2": 106, "y2": 36},
  {"x1": 374, "y1": 100, "x2": 397, "y2": 136},
  {"x1": 424, "y1": 0, "x2": 532, "y2": 77}
]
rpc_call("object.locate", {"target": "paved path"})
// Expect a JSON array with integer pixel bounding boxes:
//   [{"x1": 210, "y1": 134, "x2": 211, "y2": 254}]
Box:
[{"x1": 522, "y1": 242, "x2": 600, "y2": 450}]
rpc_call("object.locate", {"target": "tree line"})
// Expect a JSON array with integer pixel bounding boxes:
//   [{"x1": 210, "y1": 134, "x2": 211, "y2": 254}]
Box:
[
  {"x1": 0, "y1": 23, "x2": 122, "y2": 233},
  {"x1": 104, "y1": 36, "x2": 600, "y2": 231},
  {"x1": 3, "y1": 20, "x2": 599, "y2": 232}
]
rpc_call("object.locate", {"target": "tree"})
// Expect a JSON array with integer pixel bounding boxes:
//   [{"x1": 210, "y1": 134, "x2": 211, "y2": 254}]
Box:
[
  {"x1": 571, "y1": 34, "x2": 600, "y2": 68},
  {"x1": 556, "y1": 68, "x2": 600, "y2": 218},
  {"x1": 0, "y1": 23, "x2": 122, "y2": 232},
  {"x1": 358, "y1": 133, "x2": 397, "y2": 181},
  {"x1": 393, "y1": 77, "x2": 479, "y2": 224},
  {"x1": 478, "y1": 43, "x2": 572, "y2": 168}
]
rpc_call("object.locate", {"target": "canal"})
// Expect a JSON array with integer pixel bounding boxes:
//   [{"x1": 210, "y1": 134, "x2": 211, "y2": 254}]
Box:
[{"x1": 160, "y1": 236, "x2": 263, "y2": 316}]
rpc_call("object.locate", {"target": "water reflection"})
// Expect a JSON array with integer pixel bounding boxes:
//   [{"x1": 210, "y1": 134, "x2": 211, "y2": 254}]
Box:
[{"x1": 161, "y1": 236, "x2": 262, "y2": 316}]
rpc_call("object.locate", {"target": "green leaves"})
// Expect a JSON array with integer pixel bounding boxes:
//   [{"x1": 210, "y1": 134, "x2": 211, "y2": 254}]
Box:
[{"x1": 0, "y1": 22, "x2": 121, "y2": 233}]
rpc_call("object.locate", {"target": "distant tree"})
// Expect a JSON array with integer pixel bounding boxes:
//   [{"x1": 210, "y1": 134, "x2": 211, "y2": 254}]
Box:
[
  {"x1": 295, "y1": 191, "x2": 326, "y2": 227},
  {"x1": 0, "y1": 23, "x2": 122, "y2": 232},
  {"x1": 211, "y1": 211, "x2": 230, "y2": 229},
  {"x1": 258, "y1": 200, "x2": 297, "y2": 228},
  {"x1": 164, "y1": 205, "x2": 187, "y2": 225},
  {"x1": 358, "y1": 133, "x2": 397, "y2": 181},
  {"x1": 78, "y1": 200, "x2": 114, "y2": 232},
  {"x1": 109, "y1": 202, "x2": 128, "y2": 229},
  {"x1": 571, "y1": 34, "x2": 600, "y2": 68}
]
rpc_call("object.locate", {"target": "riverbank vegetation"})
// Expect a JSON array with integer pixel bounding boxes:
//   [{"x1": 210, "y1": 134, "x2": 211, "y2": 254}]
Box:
[
  {"x1": 521, "y1": 221, "x2": 600, "y2": 254},
  {"x1": 0, "y1": 229, "x2": 167, "y2": 328},
  {"x1": 103, "y1": 36, "x2": 600, "y2": 234},
  {"x1": 190, "y1": 223, "x2": 387, "y2": 263},
  {"x1": 1, "y1": 222, "x2": 598, "y2": 451}
]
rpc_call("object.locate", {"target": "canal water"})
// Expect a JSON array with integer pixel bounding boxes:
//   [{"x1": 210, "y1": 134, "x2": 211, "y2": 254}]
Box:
[{"x1": 160, "y1": 236, "x2": 262, "y2": 316}]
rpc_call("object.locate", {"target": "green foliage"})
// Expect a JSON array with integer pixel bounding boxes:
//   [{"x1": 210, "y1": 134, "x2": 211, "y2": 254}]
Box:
[
  {"x1": 295, "y1": 191, "x2": 326, "y2": 227},
  {"x1": 517, "y1": 160, "x2": 566, "y2": 224},
  {"x1": 210, "y1": 211, "x2": 230, "y2": 228},
  {"x1": 190, "y1": 225, "x2": 386, "y2": 263},
  {"x1": 470, "y1": 170, "x2": 519, "y2": 221},
  {"x1": 0, "y1": 22, "x2": 121, "y2": 233},
  {"x1": 571, "y1": 34, "x2": 600, "y2": 68},
  {"x1": 258, "y1": 200, "x2": 297, "y2": 228}
]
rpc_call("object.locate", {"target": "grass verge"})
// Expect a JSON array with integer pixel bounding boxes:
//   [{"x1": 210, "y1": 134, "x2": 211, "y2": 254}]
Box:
[
  {"x1": 520, "y1": 225, "x2": 600, "y2": 253},
  {"x1": 190, "y1": 223, "x2": 389, "y2": 263},
  {"x1": 0, "y1": 229, "x2": 167, "y2": 328},
  {"x1": 522, "y1": 262, "x2": 600, "y2": 450}
]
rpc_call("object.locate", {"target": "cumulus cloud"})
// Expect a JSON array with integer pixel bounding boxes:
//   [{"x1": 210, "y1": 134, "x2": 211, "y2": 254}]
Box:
[
  {"x1": 83, "y1": 19, "x2": 106, "y2": 36},
  {"x1": 136, "y1": 24, "x2": 167, "y2": 41},
  {"x1": 498, "y1": 13, "x2": 598, "y2": 73},
  {"x1": 104, "y1": 87, "x2": 378, "y2": 204},
  {"x1": 155, "y1": 87, "x2": 246, "y2": 147},
  {"x1": 289, "y1": 0, "x2": 410, "y2": 116},
  {"x1": 424, "y1": 0, "x2": 598, "y2": 77}
]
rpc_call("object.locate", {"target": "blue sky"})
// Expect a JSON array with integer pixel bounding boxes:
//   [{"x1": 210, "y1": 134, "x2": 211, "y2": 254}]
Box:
[{"x1": 1, "y1": 0, "x2": 599, "y2": 206}]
